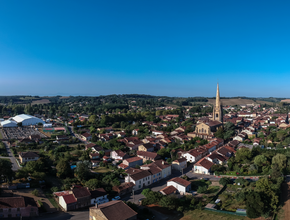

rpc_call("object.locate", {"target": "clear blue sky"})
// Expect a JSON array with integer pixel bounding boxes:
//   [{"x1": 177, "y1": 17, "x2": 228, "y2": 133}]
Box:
[{"x1": 0, "y1": 0, "x2": 289, "y2": 97}]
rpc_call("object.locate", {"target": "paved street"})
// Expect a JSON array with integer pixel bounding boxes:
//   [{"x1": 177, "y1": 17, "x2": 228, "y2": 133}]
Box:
[
  {"x1": 0, "y1": 141, "x2": 20, "y2": 171},
  {"x1": 18, "y1": 210, "x2": 89, "y2": 220}
]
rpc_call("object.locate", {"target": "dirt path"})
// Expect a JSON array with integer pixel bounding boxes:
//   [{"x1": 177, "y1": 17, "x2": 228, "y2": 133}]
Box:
[
  {"x1": 281, "y1": 182, "x2": 290, "y2": 220},
  {"x1": 14, "y1": 188, "x2": 57, "y2": 213}
]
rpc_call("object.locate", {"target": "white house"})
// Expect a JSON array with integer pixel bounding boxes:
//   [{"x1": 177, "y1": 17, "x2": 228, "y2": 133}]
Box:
[
  {"x1": 125, "y1": 169, "x2": 152, "y2": 191},
  {"x1": 172, "y1": 157, "x2": 187, "y2": 171},
  {"x1": 90, "y1": 188, "x2": 109, "y2": 205},
  {"x1": 193, "y1": 158, "x2": 214, "y2": 175},
  {"x1": 167, "y1": 177, "x2": 191, "y2": 194},
  {"x1": 182, "y1": 148, "x2": 206, "y2": 163}
]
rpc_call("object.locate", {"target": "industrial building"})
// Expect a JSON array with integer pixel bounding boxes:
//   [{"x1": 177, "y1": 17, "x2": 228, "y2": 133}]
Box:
[
  {"x1": 0, "y1": 120, "x2": 17, "y2": 127},
  {"x1": 12, "y1": 114, "x2": 44, "y2": 126}
]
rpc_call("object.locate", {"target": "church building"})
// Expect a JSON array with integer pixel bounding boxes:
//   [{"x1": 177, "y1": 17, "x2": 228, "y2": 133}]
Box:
[{"x1": 188, "y1": 84, "x2": 223, "y2": 140}]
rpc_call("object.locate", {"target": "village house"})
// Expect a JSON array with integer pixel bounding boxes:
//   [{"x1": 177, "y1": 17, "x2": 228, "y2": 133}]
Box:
[
  {"x1": 125, "y1": 168, "x2": 152, "y2": 190},
  {"x1": 159, "y1": 185, "x2": 177, "y2": 196},
  {"x1": 89, "y1": 200, "x2": 138, "y2": 220},
  {"x1": 90, "y1": 152, "x2": 100, "y2": 160},
  {"x1": 80, "y1": 132, "x2": 92, "y2": 141},
  {"x1": 110, "y1": 150, "x2": 128, "y2": 161},
  {"x1": 172, "y1": 157, "x2": 187, "y2": 171},
  {"x1": 206, "y1": 153, "x2": 227, "y2": 165},
  {"x1": 118, "y1": 157, "x2": 143, "y2": 169},
  {"x1": 0, "y1": 197, "x2": 39, "y2": 218},
  {"x1": 216, "y1": 146, "x2": 236, "y2": 158},
  {"x1": 90, "y1": 188, "x2": 109, "y2": 206},
  {"x1": 19, "y1": 151, "x2": 39, "y2": 163},
  {"x1": 58, "y1": 187, "x2": 91, "y2": 211},
  {"x1": 140, "y1": 160, "x2": 172, "y2": 179},
  {"x1": 138, "y1": 143, "x2": 155, "y2": 152},
  {"x1": 167, "y1": 177, "x2": 191, "y2": 194},
  {"x1": 112, "y1": 182, "x2": 135, "y2": 196},
  {"x1": 182, "y1": 148, "x2": 207, "y2": 163},
  {"x1": 136, "y1": 151, "x2": 160, "y2": 162},
  {"x1": 194, "y1": 158, "x2": 214, "y2": 174}
]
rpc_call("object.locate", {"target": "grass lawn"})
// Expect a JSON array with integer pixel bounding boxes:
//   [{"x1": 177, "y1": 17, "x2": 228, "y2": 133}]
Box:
[
  {"x1": 206, "y1": 186, "x2": 220, "y2": 194},
  {"x1": 94, "y1": 167, "x2": 112, "y2": 173},
  {"x1": 44, "y1": 190, "x2": 59, "y2": 209},
  {"x1": 181, "y1": 209, "x2": 246, "y2": 220}
]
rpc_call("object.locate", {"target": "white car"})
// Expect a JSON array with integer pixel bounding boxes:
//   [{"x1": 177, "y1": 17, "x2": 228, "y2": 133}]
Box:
[{"x1": 112, "y1": 196, "x2": 120, "y2": 200}]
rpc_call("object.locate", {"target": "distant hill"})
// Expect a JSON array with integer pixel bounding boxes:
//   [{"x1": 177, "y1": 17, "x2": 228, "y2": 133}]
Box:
[{"x1": 207, "y1": 98, "x2": 273, "y2": 106}]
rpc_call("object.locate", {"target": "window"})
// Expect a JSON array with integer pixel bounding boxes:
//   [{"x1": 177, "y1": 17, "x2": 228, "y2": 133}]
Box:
[
  {"x1": 17, "y1": 208, "x2": 20, "y2": 211},
  {"x1": 8, "y1": 208, "x2": 11, "y2": 212},
  {"x1": 0, "y1": 209, "x2": 3, "y2": 212},
  {"x1": 153, "y1": 175, "x2": 155, "y2": 178},
  {"x1": 139, "y1": 185, "x2": 141, "y2": 188}
]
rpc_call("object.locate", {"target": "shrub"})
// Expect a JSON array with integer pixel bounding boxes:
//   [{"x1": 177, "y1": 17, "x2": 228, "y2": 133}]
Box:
[
  {"x1": 32, "y1": 189, "x2": 39, "y2": 197},
  {"x1": 197, "y1": 186, "x2": 208, "y2": 193}
]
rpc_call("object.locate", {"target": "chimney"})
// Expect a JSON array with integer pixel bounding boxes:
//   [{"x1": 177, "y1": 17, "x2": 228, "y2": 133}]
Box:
[
  {"x1": 95, "y1": 203, "x2": 98, "y2": 208},
  {"x1": 162, "y1": 161, "x2": 164, "y2": 165}
]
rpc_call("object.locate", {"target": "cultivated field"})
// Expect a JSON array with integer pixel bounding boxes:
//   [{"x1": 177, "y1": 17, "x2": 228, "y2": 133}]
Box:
[
  {"x1": 208, "y1": 98, "x2": 256, "y2": 106},
  {"x1": 281, "y1": 99, "x2": 290, "y2": 103},
  {"x1": 31, "y1": 99, "x2": 51, "y2": 105}
]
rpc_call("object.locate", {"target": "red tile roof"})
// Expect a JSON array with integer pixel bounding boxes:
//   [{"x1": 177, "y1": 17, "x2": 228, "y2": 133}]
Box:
[
  {"x1": 124, "y1": 157, "x2": 143, "y2": 163},
  {"x1": 168, "y1": 177, "x2": 191, "y2": 187},
  {"x1": 0, "y1": 197, "x2": 25, "y2": 208},
  {"x1": 195, "y1": 158, "x2": 214, "y2": 170},
  {"x1": 62, "y1": 194, "x2": 77, "y2": 204},
  {"x1": 72, "y1": 187, "x2": 91, "y2": 198},
  {"x1": 160, "y1": 185, "x2": 177, "y2": 195},
  {"x1": 92, "y1": 200, "x2": 137, "y2": 220}
]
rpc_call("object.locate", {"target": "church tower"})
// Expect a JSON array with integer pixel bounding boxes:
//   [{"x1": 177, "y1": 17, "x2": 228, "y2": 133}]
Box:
[{"x1": 213, "y1": 83, "x2": 222, "y2": 122}]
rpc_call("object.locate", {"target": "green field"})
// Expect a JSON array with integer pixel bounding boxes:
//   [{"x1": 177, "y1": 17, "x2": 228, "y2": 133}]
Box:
[
  {"x1": 181, "y1": 209, "x2": 246, "y2": 220},
  {"x1": 93, "y1": 167, "x2": 112, "y2": 173}
]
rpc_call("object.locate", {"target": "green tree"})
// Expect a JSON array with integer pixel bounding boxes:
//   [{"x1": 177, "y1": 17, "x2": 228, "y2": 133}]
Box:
[
  {"x1": 75, "y1": 161, "x2": 90, "y2": 180},
  {"x1": 88, "y1": 115, "x2": 97, "y2": 123},
  {"x1": 141, "y1": 188, "x2": 151, "y2": 197},
  {"x1": 246, "y1": 192, "x2": 264, "y2": 218},
  {"x1": 235, "y1": 148, "x2": 252, "y2": 162},
  {"x1": 0, "y1": 159, "x2": 14, "y2": 182},
  {"x1": 56, "y1": 159, "x2": 71, "y2": 178},
  {"x1": 219, "y1": 177, "x2": 231, "y2": 186},
  {"x1": 85, "y1": 179, "x2": 100, "y2": 190},
  {"x1": 254, "y1": 155, "x2": 267, "y2": 167},
  {"x1": 272, "y1": 153, "x2": 287, "y2": 170},
  {"x1": 32, "y1": 189, "x2": 39, "y2": 197},
  {"x1": 159, "y1": 195, "x2": 176, "y2": 210}
]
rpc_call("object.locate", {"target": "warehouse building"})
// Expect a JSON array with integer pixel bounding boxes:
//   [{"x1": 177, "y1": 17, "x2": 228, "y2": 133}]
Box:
[
  {"x1": 0, "y1": 120, "x2": 17, "y2": 127},
  {"x1": 12, "y1": 114, "x2": 44, "y2": 126}
]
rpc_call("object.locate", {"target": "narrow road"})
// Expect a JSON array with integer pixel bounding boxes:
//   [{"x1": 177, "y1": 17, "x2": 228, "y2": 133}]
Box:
[
  {"x1": 31, "y1": 210, "x2": 88, "y2": 220},
  {"x1": 1, "y1": 141, "x2": 20, "y2": 171},
  {"x1": 281, "y1": 179, "x2": 290, "y2": 220}
]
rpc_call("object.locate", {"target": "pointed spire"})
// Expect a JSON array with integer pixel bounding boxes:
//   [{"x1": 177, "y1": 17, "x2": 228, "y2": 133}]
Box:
[{"x1": 216, "y1": 83, "x2": 220, "y2": 107}]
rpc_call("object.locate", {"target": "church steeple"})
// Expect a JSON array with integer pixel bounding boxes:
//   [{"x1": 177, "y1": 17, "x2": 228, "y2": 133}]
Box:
[
  {"x1": 213, "y1": 83, "x2": 222, "y2": 122},
  {"x1": 216, "y1": 83, "x2": 220, "y2": 107}
]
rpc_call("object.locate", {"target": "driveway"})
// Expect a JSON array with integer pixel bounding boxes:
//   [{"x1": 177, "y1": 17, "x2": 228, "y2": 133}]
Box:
[{"x1": 1, "y1": 141, "x2": 20, "y2": 171}]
